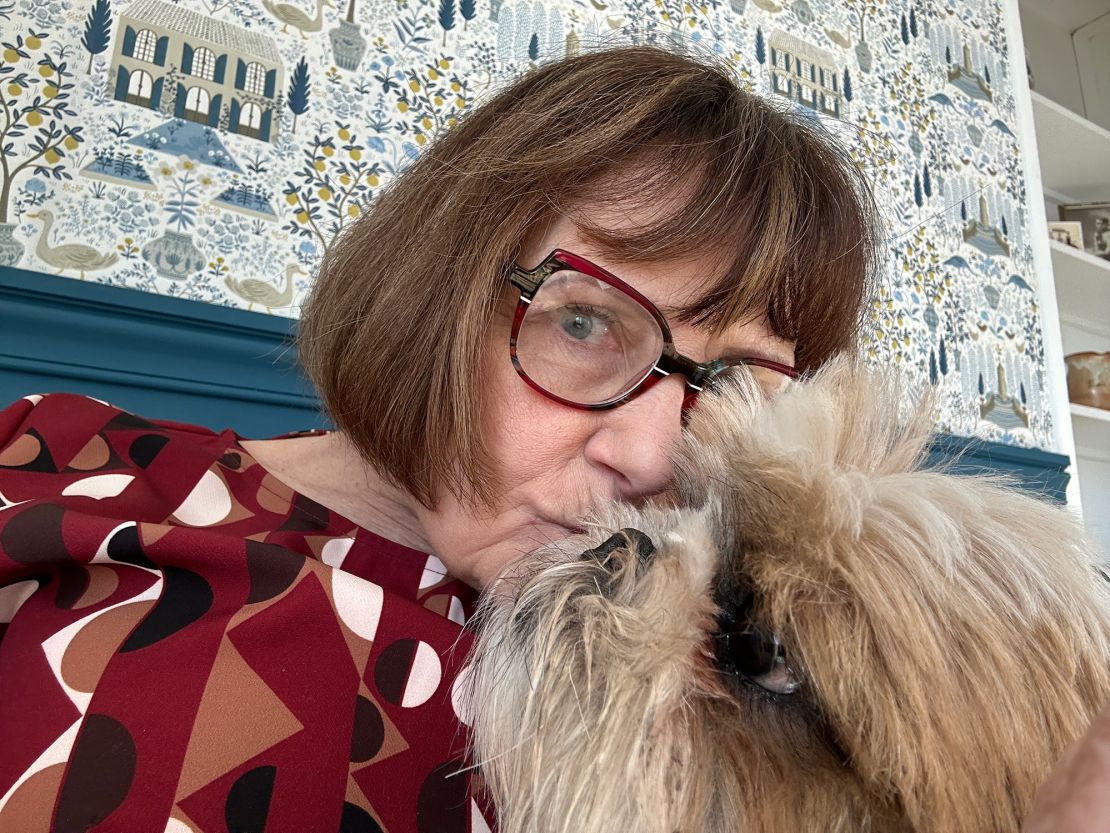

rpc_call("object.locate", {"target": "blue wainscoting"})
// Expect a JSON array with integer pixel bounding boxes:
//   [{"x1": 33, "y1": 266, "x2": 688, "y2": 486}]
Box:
[
  {"x1": 0, "y1": 265, "x2": 324, "y2": 439},
  {"x1": 0, "y1": 265, "x2": 1072, "y2": 500}
]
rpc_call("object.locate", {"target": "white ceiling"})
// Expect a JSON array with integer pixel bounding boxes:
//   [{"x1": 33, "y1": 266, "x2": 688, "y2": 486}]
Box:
[{"x1": 1020, "y1": 0, "x2": 1110, "y2": 32}]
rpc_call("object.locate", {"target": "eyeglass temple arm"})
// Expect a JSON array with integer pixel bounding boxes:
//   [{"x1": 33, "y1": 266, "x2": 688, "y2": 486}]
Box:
[{"x1": 656, "y1": 349, "x2": 731, "y2": 392}]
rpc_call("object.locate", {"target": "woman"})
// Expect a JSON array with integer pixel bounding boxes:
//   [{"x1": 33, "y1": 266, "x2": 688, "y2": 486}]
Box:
[{"x1": 0, "y1": 43, "x2": 1099, "y2": 833}]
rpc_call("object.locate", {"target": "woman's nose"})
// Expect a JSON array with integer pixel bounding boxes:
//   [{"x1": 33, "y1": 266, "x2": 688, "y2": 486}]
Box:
[{"x1": 581, "y1": 373, "x2": 687, "y2": 501}]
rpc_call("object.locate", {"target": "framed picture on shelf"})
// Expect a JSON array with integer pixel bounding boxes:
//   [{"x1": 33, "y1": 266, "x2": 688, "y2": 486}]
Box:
[
  {"x1": 1048, "y1": 221, "x2": 1085, "y2": 250},
  {"x1": 1059, "y1": 203, "x2": 1110, "y2": 260}
]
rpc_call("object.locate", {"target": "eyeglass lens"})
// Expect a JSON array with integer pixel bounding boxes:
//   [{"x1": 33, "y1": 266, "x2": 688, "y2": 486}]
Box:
[{"x1": 515, "y1": 269, "x2": 664, "y2": 405}]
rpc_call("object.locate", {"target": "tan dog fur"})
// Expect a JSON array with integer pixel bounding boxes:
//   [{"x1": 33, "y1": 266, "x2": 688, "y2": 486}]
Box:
[{"x1": 461, "y1": 357, "x2": 1110, "y2": 833}]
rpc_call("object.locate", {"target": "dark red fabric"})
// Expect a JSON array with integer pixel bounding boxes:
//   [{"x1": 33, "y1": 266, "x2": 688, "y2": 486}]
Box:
[{"x1": 0, "y1": 393, "x2": 494, "y2": 833}]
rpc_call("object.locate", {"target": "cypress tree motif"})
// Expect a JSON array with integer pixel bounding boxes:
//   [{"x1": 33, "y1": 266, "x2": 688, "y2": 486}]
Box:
[
  {"x1": 922, "y1": 162, "x2": 932, "y2": 197},
  {"x1": 960, "y1": 201, "x2": 967, "y2": 222},
  {"x1": 938, "y1": 338, "x2": 948, "y2": 375},
  {"x1": 909, "y1": 6, "x2": 919, "y2": 37},
  {"x1": 81, "y1": 0, "x2": 112, "y2": 73},
  {"x1": 439, "y1": 0, "x2": 456, "y2": 46},
  {"x1": 843, "y1": 67, "x2": 853, "y2": 101},
  {"x1": 460, "y1": 0, "x2": 476, "y2": 30},
  {"x1": 913, "y1": 172, "x2": 923, "y2": 209},
  {"x1": 929, "y1": 349, "x2": 938, "y2": 385},
  {"x1": 900, "y1": 13, "x2": 909, "y2": 45},
  {"x1": 755, "y1": 27, "x2": 765, "y2": 65},
  {"x1": 287, "y1": 57, "x2": 310, "y2": 134},
  {"x1": 528, "y1": 32, "x2": 539, "y2": 61}
]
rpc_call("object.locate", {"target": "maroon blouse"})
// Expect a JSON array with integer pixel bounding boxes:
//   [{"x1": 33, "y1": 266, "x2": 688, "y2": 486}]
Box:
[{"x1": 0, "y1": 393, "x2": 495, "y2": 833}]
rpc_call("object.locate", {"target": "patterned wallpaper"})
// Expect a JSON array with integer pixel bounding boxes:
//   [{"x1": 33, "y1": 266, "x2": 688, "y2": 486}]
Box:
[{"x1": 0, "y1": 0, "x2": 1048, "y2": 447}]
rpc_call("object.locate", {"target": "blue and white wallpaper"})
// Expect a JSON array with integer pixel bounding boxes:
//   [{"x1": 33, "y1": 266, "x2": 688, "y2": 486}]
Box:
[{"x1": 0, "y1": 0, "x2": 1047, "y2": 447}]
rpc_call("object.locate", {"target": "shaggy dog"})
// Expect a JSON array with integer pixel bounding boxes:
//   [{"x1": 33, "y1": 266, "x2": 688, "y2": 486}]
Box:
[{"x1": 460, "y1": 357, "x2": 1110, "y2": 833}]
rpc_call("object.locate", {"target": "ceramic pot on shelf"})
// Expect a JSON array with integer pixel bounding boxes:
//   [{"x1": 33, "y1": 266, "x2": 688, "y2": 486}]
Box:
[{"x1": 1065, "y1": 352, "x2": 1110, "y2": 410}]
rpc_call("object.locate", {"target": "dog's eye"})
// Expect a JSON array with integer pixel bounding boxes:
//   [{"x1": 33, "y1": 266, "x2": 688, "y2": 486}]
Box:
[{"x1": 715, "y1": 606, "x2": 800, "y2": 696}]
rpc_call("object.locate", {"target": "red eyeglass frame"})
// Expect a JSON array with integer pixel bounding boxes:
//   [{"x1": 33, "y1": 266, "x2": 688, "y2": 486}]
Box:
[{"x1": 505, "y1": 248, "x2": 799, "y2": 412}]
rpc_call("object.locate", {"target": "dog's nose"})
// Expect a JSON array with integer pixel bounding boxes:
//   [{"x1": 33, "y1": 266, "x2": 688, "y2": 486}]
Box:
[{"x1": 581, "y1": 528, "x2": 656, "y2": 567}]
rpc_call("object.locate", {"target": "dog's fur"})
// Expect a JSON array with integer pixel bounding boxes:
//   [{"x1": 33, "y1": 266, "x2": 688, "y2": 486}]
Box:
[{"x1": 460, "y1": 357, "x2": 1110, "y2": 833}]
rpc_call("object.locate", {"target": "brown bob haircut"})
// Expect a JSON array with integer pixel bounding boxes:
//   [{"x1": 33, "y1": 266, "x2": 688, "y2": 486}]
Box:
[{"x1": 298, "y1": 44, "x2": 880, "y2": 507}]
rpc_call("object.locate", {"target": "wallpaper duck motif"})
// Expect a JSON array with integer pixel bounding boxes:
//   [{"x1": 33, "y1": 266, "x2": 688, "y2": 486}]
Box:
[{"x1": 0, "y1": 0, "x2": 1047, "y2": 448}]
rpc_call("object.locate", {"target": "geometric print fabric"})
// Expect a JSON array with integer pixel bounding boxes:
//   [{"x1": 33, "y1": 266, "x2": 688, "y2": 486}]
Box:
[{"x1": 0, "y1": 393, "x2": 493, "y2": 832}]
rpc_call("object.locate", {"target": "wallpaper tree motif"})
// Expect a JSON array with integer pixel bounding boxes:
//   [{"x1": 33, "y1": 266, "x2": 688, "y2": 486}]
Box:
[{"x1": 0, "y1": 0, "x2": 1047, "y2": 448}]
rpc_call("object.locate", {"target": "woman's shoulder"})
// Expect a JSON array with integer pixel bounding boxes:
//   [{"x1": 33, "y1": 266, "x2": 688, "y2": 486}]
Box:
[{"x1": 0, "y1": 393, "x2": 235, "y2": 510}]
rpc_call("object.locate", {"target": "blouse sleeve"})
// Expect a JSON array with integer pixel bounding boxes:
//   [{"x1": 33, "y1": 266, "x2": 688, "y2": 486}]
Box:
[{"x1": 0, "y1": 395, "x2": 40, "y2": 455}]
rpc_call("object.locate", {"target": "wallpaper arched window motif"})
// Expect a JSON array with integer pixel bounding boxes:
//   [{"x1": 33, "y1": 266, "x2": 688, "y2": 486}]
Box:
[
  {"x1": 125, "y1": 68, "x2": 153, "y2": 106},
  {"x1": 191, "y1": 47, "x2": 216, "y2": 81},
  {"x1": 243, "y1": 62, "x2": 266, "y2": 95},
  {"x1": 133, "y1": 29, "x2": 157, "y2": 64},
  {"x1": 184, "y1": 86, "x2": 210, "y2": 123}
]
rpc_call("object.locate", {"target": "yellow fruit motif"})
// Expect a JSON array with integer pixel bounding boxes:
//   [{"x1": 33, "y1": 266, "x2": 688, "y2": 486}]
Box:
[
  {"x1": 433, "y1": 95, "x2": 443, "y2": 106},
  {"x1": 26, "y1": 36, "x2": 41, "y2": 49},
  {"x1": 26, "y1": 111, "x2": 42, "y2": 125},
  {"x1": 368, "y1": 174, "x2": 379, "y2": 186},
  {"x1": 397, "y1": 100, "x2": 409, "y2": 112},
  {"x1": 409, "y1": 79, "x2": 420, "y2": 92},
  {"x1": 428, "y1": 68, "x2": 438, "y2": 80},
  {"x1": 323, "y1": 145, "x2": 335, "y2": 156},
  {"x1": 447, "y1": 117, "x2": 457, "y2": 127},
  {"x1": 314, "y1": 159, "x2": 326, "y2": 171},
  {"x1": 421, "y1": 116, "x2": 432, "y2": 129},
  {"x1": 43, "y1": 85, "x2": 58, "y2": 99},
  {"x1": 7, "y1": 83, "x2": 20, "y2": 96},
  {"x1": 338, "y1": 128, "x2": 350, "y2": 140},
  {"x1": 454, "y1": 97, "x2": 464, "y2": 108},
  {"x1": 661, "y1": 12, "x2": 669, "y2": 20},
  {"x1": 43, "y1": 148, "x2": 60, "y2": 163},
  {"x1": 450, "y1": 81, "x2": 460, "y2": 92},
  {"x1": 38, "y1": 65, "x2": 52, "y2": 77},
  {"x1": 285, "y1": 192, "x2": 299, "y2": 205},
  {"x1": 63, "y1": 135, "x2": 79, "y2": 150},
  {"x1": 349, "y1": 148, "x2": 362, "y2": 161},
  {"x1": 415, "y1": 133, "x2": 426, "y2": 145},
  {"x1": 339, "y1": 173, "x2": 352, "y2": 185},
  {"x1": 683, "y1": 3, "x2": 691, "y2": 11},
  {"x1": 439, "y1": 58, "x2": 449, "y2": 69},
  {"x1": 688, "y1": 17, "x2": 695, "y2": 26},
  {"x1": 318, "y1": 187, "x2": 331, "y2": 200},
  {"x1": 3, "y1": 49, "x2": 19, "y2": 62},
  {"x1": 347, "y1": 203, "x2": 360, "y2": 217},
  {"x1": 297, "y1": 210, "x2": 310, "y2": 223}
]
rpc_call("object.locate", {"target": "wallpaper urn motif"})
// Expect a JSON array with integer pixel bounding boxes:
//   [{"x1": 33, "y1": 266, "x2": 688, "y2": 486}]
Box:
[
  {"x1": 0, "y1": 224, "x2": 25, "y2": 269},
  {"x1": 142, "y1": 229, "x2": 206, "y2": 279}
]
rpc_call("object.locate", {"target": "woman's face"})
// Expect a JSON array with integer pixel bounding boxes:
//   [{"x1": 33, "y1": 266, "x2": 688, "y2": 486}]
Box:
[{"x1": 415, "y1": 206, "x2": 795, "y2": 590}]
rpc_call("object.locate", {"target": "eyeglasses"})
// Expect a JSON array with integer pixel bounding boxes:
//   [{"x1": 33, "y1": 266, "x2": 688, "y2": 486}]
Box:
[{"x1": 505, "y1": 249, "x2": 799, "y2": 411}]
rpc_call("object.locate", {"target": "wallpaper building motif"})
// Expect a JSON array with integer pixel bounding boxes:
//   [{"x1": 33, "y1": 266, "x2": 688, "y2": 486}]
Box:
[{"x1": 0, "y1": 0, "x2": 1049, "y2": 448}]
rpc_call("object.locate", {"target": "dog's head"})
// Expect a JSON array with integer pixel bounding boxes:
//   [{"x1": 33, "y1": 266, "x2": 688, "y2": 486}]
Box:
[{"x1": 462, "y1": 357, "x2": 1110, "y2": 833}]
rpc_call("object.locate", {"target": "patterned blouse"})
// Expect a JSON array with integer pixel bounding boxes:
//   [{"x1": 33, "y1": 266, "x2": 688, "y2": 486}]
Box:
[{"x1": 0, "y1": 393, "x2": 495, "y2": 833}]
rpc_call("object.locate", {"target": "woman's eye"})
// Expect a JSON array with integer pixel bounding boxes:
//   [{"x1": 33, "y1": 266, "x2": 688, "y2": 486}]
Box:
[
  {"x1": 716, "y1": 607, "x2": 800, "y2": 696},
  {"x1": 555, "y1": 304, "x2": 615, "y2": 345},
  {"x1": 560, "y1": 309, "x2": 600, "y2": 340}
]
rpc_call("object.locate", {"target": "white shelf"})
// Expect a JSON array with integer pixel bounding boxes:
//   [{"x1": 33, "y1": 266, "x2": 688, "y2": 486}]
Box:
[
  {"x1": 1030, "y1": 91, "x2": 1110, "y2": 203},
  {"x1": 1071, "y1": 402, "x2": 1110, "y2": 427},
  {"x1": 1048, "y1": 240, "x2": 1110, "y2": 333}
]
